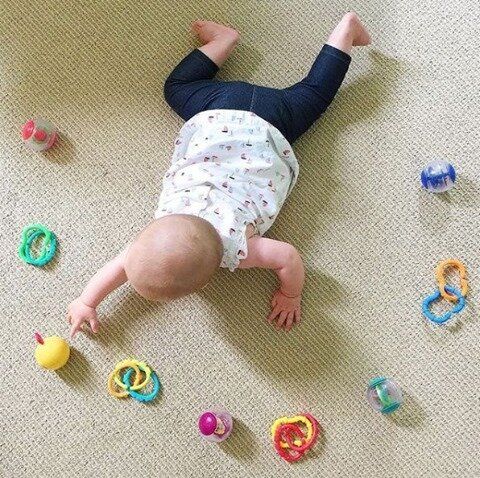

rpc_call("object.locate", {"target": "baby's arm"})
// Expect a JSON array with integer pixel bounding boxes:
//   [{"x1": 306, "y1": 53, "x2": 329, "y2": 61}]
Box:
[
  {"x1": 68, "y1": 250, "x2": 128, "y2": 338},
  {"x1": 239, "y1": 236, "x2": 304, "y2": 331}
]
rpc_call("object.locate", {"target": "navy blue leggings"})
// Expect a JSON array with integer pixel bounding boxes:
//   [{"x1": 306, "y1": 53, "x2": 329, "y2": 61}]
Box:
[{"x1": 164, "y1": 45, "x2": 351, "y2": 144}]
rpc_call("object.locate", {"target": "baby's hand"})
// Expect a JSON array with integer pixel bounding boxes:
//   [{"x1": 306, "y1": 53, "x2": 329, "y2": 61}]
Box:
[
  {"x1": 67, "y1": 298, "x2": 100, "y2": 338},
  {"x1": 268, "y1": 289, "x2": 301, "y2": 332}
]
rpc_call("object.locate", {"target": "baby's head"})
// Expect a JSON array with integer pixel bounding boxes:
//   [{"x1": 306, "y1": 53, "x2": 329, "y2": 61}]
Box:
[{"x1": 125, "y1": 215, "x2": 222, "y2": 301}]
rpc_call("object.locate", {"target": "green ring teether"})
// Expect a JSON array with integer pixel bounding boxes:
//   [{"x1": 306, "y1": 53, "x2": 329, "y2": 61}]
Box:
[{"x1": 18, "y1": 224, "x2": 57, "y2": 267}]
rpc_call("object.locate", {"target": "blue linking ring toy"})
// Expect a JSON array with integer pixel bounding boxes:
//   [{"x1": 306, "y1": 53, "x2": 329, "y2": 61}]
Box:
[
  {"x1": 422, "y1": 285, "x2": 466, "y2": 325},
  {"x1": 122, "y1": 368, "x2": 161, "y2": 403}
]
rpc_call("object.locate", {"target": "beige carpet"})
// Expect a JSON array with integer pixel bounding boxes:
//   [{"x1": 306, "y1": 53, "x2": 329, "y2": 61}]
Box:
[{"x1": 2, "y1": 1, "x2": 480, "y2": 477}]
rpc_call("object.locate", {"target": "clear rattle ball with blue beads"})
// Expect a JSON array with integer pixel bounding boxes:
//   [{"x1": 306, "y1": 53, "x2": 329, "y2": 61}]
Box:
[
  {"x1": 420, "y1": 160, "x2": 456, "y2": 193},
  {"x1": 367, "y1": 377, "x2": 403, "y2": 414}
]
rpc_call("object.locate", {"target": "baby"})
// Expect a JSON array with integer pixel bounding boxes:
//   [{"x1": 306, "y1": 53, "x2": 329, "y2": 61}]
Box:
[{"x1": 68, "y1": 13, "x2": 370, "y2": 336}]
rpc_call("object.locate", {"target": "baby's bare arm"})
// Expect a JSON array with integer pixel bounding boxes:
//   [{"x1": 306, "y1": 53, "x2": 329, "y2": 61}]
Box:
[
  {"x1": 79, "y1": 251, "x2": 128, "y2": 308},
  {"x1": 239, "y1": 236, "x2": 304, "y2": 331},
  {"x1": 68, "y1": 250, "x2": 128, "y2": 338}
]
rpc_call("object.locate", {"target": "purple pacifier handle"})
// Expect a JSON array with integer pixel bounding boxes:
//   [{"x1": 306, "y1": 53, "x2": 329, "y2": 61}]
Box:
[{"x1": 198, "y1": 412, "x2": 218, "y2": 436}]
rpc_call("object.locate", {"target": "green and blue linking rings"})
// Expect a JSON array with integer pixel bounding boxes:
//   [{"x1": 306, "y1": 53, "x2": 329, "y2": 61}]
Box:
[{"x1": 18, "y1": 224, "x2": 57, "y2": 267}]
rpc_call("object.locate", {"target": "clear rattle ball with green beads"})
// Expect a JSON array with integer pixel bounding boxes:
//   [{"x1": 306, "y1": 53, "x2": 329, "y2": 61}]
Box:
[{"x1": 367, "y1": 377, "x2": 403, "y2": 414}]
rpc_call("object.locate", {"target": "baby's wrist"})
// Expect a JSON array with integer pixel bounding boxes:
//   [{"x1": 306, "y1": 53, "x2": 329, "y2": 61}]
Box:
[
  {"x1": 78, "y1": 295, "x2": 97, "y2": 310},
  {"x1": 279, "y1": 288, "x2": 302, "y2": 299}
]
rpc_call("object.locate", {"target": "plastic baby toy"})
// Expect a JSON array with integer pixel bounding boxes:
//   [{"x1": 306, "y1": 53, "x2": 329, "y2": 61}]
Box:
[
  {"x1": 22, "y1": 118, "x2": 57, "y2": 152},
  {"x1": 271, "y1": 414, "x2": 320, "y2": 462},
  {"x1": 420, "y1": 160, "x2": 456, "y2": 193},
  {"x1": 198, "y1": 408, "x2": 233, "y2": 442},
  {"x1": 34, "y1": 332, "x2": 70, "y2": 370},
  {"x1": 366, "y1": 377, "x2": 403, "y2": 414}
]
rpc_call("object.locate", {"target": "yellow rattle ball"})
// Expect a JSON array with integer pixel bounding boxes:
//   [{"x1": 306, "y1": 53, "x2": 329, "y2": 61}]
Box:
[{"x1": 34, "y1": 332, "x2": 70, "y2": 370}]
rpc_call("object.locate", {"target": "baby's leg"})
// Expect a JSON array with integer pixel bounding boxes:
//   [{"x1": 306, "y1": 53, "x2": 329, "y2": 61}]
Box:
[
  {"x1": 164, "y1": 22, "x2": 241, "y2": 120},
  {"x1": 280, "y1": 13, "x2": 371, "y2": 143}
]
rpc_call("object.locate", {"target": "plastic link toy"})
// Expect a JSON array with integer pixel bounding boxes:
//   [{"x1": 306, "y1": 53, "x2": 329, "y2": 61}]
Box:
[
  {"x1": 113, "y1": 359, "x2": 152, "y2": 391},
  {"x1": 422, "y1": 285, "x2": 466, "y2": 325},
  {"x1": 108, "y1": 364, "x2": 142, "y2": 398},
  {"x1": 122, "y1": 368, "x2": 161, "y2": 403},
  {"x1": 422, "y1": 259, "x2": 468, "y2": 326},
  {"x1": 270, "y1": 414, "x2": 320, "y2": 463},
  {"x1": 435, "y1": 259, "x2": 468, "y2": 302},
  {"x1": 18, "y1": 224, "x2": 57, "y2": 267},
  {"x1": 108, "y1": 359, "x2": 161, "y2": 403}
]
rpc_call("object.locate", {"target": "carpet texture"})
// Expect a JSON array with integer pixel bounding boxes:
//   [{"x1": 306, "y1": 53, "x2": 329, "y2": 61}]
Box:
[{"x1": 1, "y1": 1, "x2": 480, "y2": 477}]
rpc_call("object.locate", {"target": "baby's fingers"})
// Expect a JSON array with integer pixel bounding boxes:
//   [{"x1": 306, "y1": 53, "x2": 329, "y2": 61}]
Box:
[
  {"x1": 285, "y1": 312, "x2": 295, "y2": 332},
  {"x1": 89, "y1": 317, "x2": 100, "y2": 334},
  {"x1": 69, "y1": 319, "x2": 83, "y2": 338},
  {"x1": 275, "y1": 311, "x2": 288, "y2": 330},
  {"x1": 294, "y1": 309, "x2": 301, "y2": 324},
  {"x1": 268, "y1": 306, "x2": 281, "y2": 323}
]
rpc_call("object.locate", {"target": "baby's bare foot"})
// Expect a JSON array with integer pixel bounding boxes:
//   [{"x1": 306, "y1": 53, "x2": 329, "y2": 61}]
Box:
[
  {"x1": 192, "y1": 21, "x2": 240, "y2": 67},
  {"x1": 192, "y1": 20, "x2": 239, "y2": 46},
  {"x1": 343, "y1": 12, "x2": 371, "y2": 46},
  {"x1": 327, "y1": 12, "x2": 371, "y2": 54}
]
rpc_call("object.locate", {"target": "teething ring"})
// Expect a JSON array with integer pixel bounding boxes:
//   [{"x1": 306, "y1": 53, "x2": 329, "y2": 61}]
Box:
[
  {"x1": 108, "y1": 365, "x2": 142, "y2": 398},
  {"x1": 113, "y1": 359, "x2": 151, "y2": 391},
  {"x1": 294, "y1": 414, "x2": 319, "y2": 451},
  {"x1": 285, "y1": 414, "x2": 319, "y2": 452},
  {"x1": 436, "y1": 259, "x2": 468, "y2": 302},
  {"x1": 271, "y1": 415, "x2": 315, "y2": 448},
  {"x1": 122, "y1": 368, "x2": 161, "y2": 403},
  {"x1": 18, "y1": 224, "x2": 57, "y2": 267},
  {"x1": 422, "y1": 285, "x2": 466, "y2": 325},
  {"x1": 271, "y1": 414, "x2": 320, "y2": 462},
  {"x1": 283, "y1": 425, "x2": 308, "y2": 452},
  {"x1": 273, "y1": 424, "x2": 304, "y2": 463}
]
